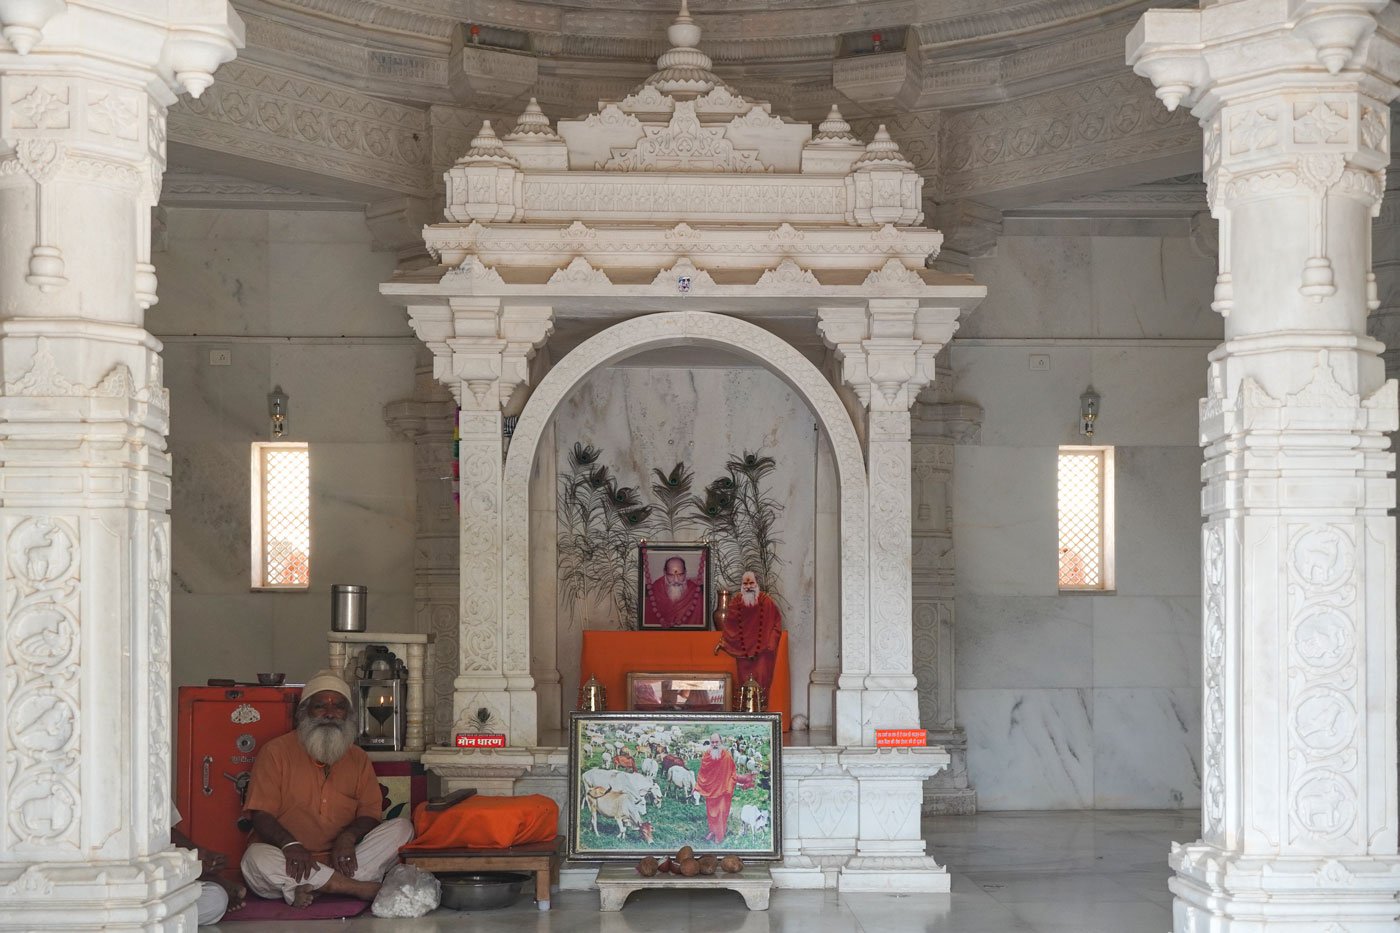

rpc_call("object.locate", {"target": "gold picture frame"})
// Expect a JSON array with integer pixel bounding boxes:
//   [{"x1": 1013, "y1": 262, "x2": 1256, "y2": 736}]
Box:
[{"x1": 626, "y1": 671, "x2": 732, "y2": 712}]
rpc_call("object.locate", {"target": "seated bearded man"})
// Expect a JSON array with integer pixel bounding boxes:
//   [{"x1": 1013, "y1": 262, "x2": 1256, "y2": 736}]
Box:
[{"x1": 240, "y1": 670, "x2": 414, "y2": 907}]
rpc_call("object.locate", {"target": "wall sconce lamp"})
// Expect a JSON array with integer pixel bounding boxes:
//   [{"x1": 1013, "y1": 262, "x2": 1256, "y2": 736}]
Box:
[
  {"x1": 268, "y1": 386, "x2": 288, "y2": 438},
  {"x1": 1080, "y1": 386, "x2": 1100, "y2": 440}
]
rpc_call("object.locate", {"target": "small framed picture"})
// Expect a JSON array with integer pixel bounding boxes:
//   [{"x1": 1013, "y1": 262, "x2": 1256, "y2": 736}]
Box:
[
  {"x1": 626, "y1": 672, "x2": 732, "y2": 712},
  {"x1": 567, "y1": 711, "x2": 782, "y2": 860},
  {"x1": 638, "y1": 542, "x2": 710, "y2": 630}
]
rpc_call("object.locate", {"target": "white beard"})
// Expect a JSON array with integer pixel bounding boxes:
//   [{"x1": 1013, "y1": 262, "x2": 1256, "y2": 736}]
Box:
[
  {"x1": 741, "y1": 589, "x2": 758, "y2": 608},
  {"x1": 666, "y1": 579, "x2": 687, "y2": 603},
  {"x1": 298, "y1": 714, "x2": 357, "y2": 764},
  {"x1": 709, "y1": 747, "x2": 721, "y2": 759}
]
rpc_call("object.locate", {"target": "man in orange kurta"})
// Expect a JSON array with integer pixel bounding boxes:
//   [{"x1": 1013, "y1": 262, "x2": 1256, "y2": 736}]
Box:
[
  {"x1": 240, "y1": 671, "x2": 414, "y2": 907},
  {"x1": 717, "y1": 571, "x2": 783, "y2": 698},
  {"x1": 695, "y1": 732, "x2": 738, "y2": 844}
]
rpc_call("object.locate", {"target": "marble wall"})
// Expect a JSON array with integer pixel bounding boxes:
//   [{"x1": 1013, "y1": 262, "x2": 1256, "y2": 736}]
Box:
[
  {"x1": 949, "y1": 234, "x2": 1219, "y2": 809},
  {"x1": 148, "y1": 208, "x2": 419, "y2": 689},
  {"x1": 543, "y1": 361, "x2": 824, "y2": 728}
]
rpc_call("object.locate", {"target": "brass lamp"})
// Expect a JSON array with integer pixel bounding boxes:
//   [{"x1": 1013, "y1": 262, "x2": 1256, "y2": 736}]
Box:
[
  {"x1": 737, "y1": 676, "x2": 765, "y2": 713},
  {"x1": 577, "y1": 673, "x2": 607, "y2": 711},
  {"x1": 354, "y1": 645, "x2": 406, "y2": 751}
]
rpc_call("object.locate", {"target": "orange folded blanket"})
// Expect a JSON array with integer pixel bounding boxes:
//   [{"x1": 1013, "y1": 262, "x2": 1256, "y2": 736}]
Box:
[{"x1": 407, "y1": 794, "x2": 559, "y2": 850}]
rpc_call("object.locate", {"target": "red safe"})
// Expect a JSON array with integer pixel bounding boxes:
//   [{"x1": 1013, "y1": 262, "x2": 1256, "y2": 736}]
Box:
[{"x1": 175, "y1": 685, "x2": 302, "y2": 866}]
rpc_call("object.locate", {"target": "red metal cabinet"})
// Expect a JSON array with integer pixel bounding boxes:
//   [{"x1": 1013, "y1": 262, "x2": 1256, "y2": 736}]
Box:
[{"x1": 175, "y1": 685, "x2": 301, "y2": 865}]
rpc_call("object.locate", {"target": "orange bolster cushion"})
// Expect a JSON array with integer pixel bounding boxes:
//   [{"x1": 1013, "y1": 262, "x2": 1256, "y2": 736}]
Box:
[{"x1": 408, "y1": 794, "x2": 559, "y2": 850}]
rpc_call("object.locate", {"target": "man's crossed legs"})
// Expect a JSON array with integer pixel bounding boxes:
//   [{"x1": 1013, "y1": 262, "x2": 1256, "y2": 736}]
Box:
[{"x1": 241, "y1": 818, "x2": 414, "y2": 907}]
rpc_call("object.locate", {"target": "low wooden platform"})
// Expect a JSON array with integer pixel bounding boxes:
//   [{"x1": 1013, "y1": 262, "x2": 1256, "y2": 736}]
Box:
[
  {"x1": 401, "y1": 836, "x2": 563, "y2": 911},
  {"x1": 595, "y1": 863, "x2": 772, "y2": 911}
]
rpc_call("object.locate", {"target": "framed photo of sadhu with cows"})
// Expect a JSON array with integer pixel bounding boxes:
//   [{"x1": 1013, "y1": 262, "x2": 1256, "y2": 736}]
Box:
[{"x1": 566, "y1": 711, "x2": 782, "y2": 861}]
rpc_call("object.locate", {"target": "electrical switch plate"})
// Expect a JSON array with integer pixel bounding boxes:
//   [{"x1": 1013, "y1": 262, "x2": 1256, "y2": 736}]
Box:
[
  {"x1": 209, "y1": 349, "x2": 232, "y2": 366},
  {"x1": 1029, "y1": 353, "x2": 1050, "y2": 371}
]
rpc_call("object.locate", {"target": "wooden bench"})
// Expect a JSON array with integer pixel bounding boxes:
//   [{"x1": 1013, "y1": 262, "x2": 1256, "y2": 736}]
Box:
[{"x1": 401, "y1": 836, "x2": 563, "y2": 911}]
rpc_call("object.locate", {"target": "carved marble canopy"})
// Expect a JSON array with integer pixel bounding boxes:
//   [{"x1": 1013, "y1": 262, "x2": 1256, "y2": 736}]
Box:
[{"x1": 384, "y1": 1, "x2": 983, "y2": 351}]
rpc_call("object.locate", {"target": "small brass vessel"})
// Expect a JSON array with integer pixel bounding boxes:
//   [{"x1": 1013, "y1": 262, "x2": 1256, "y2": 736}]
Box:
[
  {"x1": 736, "y1": 676, "x2": 765, "y2": 713},
  {"x1": 577, "y1": 674, "x2": 607, "y2": 712}
]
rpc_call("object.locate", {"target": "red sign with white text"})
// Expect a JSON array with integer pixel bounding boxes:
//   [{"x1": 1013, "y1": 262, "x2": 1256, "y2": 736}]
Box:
[
  {"x1": 455, "y1": 733, "x2": 506, "y2": 748},
  {"x1": 875, "y1": 729, "x2": 928, "y2": 747}
]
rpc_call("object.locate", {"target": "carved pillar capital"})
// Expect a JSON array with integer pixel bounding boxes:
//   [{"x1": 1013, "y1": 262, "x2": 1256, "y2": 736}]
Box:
[
  {"x1": 366, "y1": 196, "x2": 434, "y2": 271},
  {"x1": 817, "y1": 301, "x2": 959, "y2": 413},
  {"x1": 407, "y1": 300, "x2": 555, "y2": 411},
  {"x1": 928, "y1": 200, "x2": 1002, "y2": 275}
]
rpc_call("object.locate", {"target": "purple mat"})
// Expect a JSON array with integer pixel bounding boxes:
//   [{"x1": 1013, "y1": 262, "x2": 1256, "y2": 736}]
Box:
[{"x1": 220, "y1": 893, "x2": 370, "y2": 922}]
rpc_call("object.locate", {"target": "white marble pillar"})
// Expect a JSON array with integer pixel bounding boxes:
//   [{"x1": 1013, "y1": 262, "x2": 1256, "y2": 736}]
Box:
[
  {"x1": 820, "y1": 300, "x2": 959, "y2": 745},
  {"x1": 0, "y1": 4, "x2": 241, "y2": 928},
  {"x1": 404, "y1": 298, "x2": 552, "y2": 745},
  {"x1": 384, "y1": 352, "x2": 459, "y2": 744},
  {"x1": 1131, "y1": 3, "x2": 1400, "y2": 929}
]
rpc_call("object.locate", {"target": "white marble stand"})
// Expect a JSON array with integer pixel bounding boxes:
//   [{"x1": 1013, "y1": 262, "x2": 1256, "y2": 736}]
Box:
[
  {"x1": 595, "y1": 864, "x2": 772, "y2": 911},
  {"x1": 327, "y1": 631, "x2": 435, "y2": 753}
]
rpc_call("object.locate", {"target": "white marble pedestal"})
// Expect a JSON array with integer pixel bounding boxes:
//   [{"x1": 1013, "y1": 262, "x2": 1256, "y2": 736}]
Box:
[{"x1": 595, "y1": 864, "x2": 772, "y2": 910}]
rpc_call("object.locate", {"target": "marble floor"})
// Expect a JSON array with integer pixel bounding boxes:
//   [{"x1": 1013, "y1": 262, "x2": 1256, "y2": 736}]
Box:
[{"x1": 215, "y1": 809, "x2": 1197, "y2": 932}]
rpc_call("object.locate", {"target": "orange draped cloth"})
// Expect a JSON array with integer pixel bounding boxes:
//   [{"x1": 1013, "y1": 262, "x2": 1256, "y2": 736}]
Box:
[
  {"x1": 406, "y1": 794, "x2": 559, "y2": 851},
  {"x1": 579, "y1": 631, "x2": 790, "y2": 731}
]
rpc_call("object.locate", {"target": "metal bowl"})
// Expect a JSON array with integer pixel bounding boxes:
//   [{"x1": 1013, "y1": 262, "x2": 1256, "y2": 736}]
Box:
[
  {"x1": 437, "y1": 872, "x2": 529, "y2": 911},
  {"x1": 256, "y1": 672, "x2": 286, "y2": 686}
]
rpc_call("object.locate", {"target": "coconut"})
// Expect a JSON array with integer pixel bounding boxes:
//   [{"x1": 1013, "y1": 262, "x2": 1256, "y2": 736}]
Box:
[
  {"x1": 678, "y1": 857, "x2": 701, "y2": 877},
  {"x1": 676, "y1": 845, "x2": 695, "y2": 861},
  {"x1": 658, "y1": 858, "x2": 675, "y2": 874},
  {"x1": 637, "y1": 856, "x2": 659, "y2": 877},
  {"x1": 720, "y1": 855, "x2": 744, "y2": 874},
  {"x1": 698, "y1": 854, "x2": 718, "y2": 875}
]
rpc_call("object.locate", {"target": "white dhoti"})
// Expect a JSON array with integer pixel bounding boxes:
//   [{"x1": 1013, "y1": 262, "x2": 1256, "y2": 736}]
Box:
[
  {"x1": 195, "y1": 881, "x2": 229, "y2": 925},
  {"x1": 240, "y1": 818, "x2": 415, "y2": 904}
]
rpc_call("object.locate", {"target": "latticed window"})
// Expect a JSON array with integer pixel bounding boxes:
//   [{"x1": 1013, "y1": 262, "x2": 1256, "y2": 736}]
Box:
[
  {"x1": 251, "y1": 442, "x2": 310, "y2": 589},
  {"x1": 1058, "y1": 447, "x2": 1114, "y2": 591}
]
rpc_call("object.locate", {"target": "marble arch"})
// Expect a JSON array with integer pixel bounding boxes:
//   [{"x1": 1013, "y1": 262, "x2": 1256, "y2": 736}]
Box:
[{"x1": 500, "y1": 310, "x2": 870, "y2": 726}]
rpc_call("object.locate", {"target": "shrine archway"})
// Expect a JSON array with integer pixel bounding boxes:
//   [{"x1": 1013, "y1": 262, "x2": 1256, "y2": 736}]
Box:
[{"x1": 500, "y1": 310, "x2": 870, "y2": 723}]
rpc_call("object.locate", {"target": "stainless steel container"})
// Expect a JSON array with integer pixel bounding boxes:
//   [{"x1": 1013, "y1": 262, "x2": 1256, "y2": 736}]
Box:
[{"x1": 330, "y1": 584, "x2": 367, "y2": 632}]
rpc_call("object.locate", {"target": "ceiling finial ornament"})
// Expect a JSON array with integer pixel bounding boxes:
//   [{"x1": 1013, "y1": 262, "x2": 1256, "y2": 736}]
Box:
[
  {"x1": 854, "y1": 125, "x2": 914, "y2": 171},
  {"x1": 508, "y1": 98, "x2": 560, "y2": 140},
  {"x1": 645, "y1": 0, "x2": 726, "y2": 99},
  {"x1": 813, "y1": 104, "x2": 860, "y2": 143},
  {"x1": 458, "y1": 120, "x2": 520, "y2": 167}
]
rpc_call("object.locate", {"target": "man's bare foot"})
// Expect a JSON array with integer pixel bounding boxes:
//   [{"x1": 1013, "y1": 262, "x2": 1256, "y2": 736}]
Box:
[
  {"x1": 290, "y1": 885, "x2": 317, "y2": 908},
  {"x1": 319, "y1": 870, "x2": 382, "y2": 902}
]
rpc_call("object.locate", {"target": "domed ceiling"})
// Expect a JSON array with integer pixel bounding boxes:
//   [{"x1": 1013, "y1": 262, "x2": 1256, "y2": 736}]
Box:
[{"x1": 165, "y1": 0, "x2": 1203, "y2": 215}]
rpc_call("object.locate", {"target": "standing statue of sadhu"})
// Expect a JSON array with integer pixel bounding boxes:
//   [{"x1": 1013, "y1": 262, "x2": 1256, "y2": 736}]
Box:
[{"x1": 714, "y1": 570, "x2": 783, "y2": 699}]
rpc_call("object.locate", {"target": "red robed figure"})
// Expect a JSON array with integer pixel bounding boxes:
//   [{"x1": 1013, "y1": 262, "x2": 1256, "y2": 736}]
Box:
[{"x1": 695, "y1": 744, "x2": 738, "y2": 843}]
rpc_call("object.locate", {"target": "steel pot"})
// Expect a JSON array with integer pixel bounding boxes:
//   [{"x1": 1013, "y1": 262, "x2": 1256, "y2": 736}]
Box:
[{"x1": 330, "y1": 584, "x2": 367, "y2": 632}]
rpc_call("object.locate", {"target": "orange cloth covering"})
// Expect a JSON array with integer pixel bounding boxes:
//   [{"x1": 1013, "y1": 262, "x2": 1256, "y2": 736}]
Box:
[
  {"x1": 579, "y1": 631, "x2": 790, "y2": 731},
  {"x1": 243, "y1": 731, "x2": 382, "y2": 861},
  {"x1": 407, "y1": 795, "x2": 559, "y2": 851}
]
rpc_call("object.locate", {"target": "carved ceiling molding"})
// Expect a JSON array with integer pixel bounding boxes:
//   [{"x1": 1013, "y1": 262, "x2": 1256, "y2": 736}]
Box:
[
  {"x1": 168, "y1": 59, "x2": 430, "y2": 198},
  {"x1": 938, "y1": 70, "x2": 1199, "y2": 206},
  {"x1": 231, "y1": 0, "x2": 1184, "y2": 117},
  {"x1": 160, "y1": 170, "x2": 361, "y2": 210}
]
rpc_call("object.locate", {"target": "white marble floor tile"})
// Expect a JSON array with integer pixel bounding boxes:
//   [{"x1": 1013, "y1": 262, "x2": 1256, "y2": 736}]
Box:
[{"x1": 211, "y1": 810, "x2": 1197, "y2": 933}]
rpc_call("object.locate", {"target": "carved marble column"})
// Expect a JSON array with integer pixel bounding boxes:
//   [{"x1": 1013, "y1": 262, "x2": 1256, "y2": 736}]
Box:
[
  {"x1": 405, "y1": 298, "x2": 552, "y2": 745},
  {"x1": 383, "y1": 350, "x2": 459, "y2": 745},
  {"x1": 1365, "y1": 121, "x2": 1400, "y2": 807},
  {"x1": 1131, "y1": 4, "x2": 1400, "y2": 929},
  {"x1": 911, "y1": 396, "x2": 983, "y2": 815},
  {"x1": 818, "y1": 300, "x2": 959, "y2": 746},
  {"x1": 0, "y1": 4, "x2": 242, "y2": 928}
]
